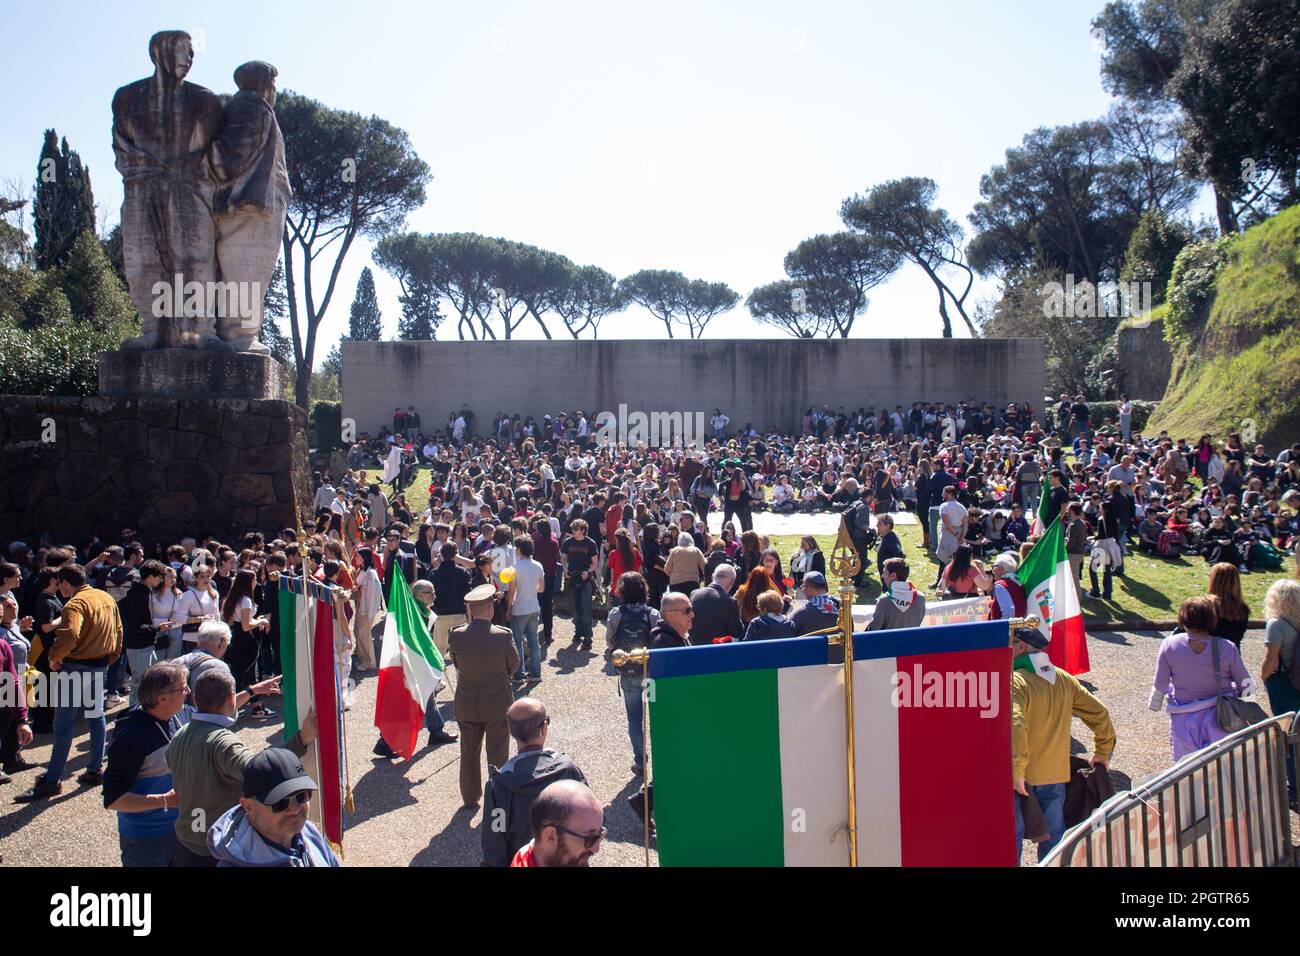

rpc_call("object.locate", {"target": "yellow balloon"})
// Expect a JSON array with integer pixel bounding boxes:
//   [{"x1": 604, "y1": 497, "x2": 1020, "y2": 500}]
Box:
[{"x1": 499, "y1": 567, "x2": 517, "y2": 583}]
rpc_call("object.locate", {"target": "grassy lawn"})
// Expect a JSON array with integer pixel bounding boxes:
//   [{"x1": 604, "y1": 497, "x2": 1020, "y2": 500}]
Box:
[
  {"x1": 372, "y1": 466, "x2": 1279, "y2": 627},
  {"x1": 769, "y1": 524, "x2": 1278, "y2": 627}
]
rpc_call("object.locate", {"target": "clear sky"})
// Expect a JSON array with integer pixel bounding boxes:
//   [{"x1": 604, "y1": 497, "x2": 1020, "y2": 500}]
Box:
[{"x1": 0, "y1": 0, "x2": 1202, "y2": 348}]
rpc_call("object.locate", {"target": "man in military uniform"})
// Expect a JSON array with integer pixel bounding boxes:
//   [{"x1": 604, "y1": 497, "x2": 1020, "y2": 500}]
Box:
[{"x1": 448, "y1": 584, "x2": 519, "y2": 810}]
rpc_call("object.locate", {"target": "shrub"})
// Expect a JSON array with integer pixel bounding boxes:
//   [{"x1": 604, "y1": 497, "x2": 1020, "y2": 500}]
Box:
[{"x1": 1165, "y1": 235, "x2": 1235, "y2": 347}]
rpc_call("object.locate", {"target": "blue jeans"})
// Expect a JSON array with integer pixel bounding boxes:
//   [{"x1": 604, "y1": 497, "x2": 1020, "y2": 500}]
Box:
[
  {"x1": 120, "y1": 832, "x2": 176, "y2": 867},
  {"x1": 106, "y1": 653, "x2": 128, "y2": 696},
  {"x1": 44, "y1": 661, "x2": 108, "y2": 783},
  {"x1": 424, "y1": 692, "x2": 446, "y2": 735},
  {"x1": 1014, "y1": 782, "x2": 1067, "y2": 864},
  {"x1": 126, "y1": 647, "x2": 157, "y2": 708},
  {"x1": 511, "y1": 612, "x2": 541, "y2": 679},
  {"x1": 622, "y1": 680, "x2": 645, "y2": 771},
  {"x1": 569, "y1": 576, "x2": 594, "y2": 639}
]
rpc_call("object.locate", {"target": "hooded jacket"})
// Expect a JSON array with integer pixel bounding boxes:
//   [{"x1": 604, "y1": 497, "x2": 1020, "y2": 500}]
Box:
[
  {"x1": 481, "y1": 747, "x2": 587, "y2": 867},
  {"x1": 866, "y1": 582, "x2": 926, "y2": 631},
  {"x1": 206, "y1": 804, "x2": 339, "y2": 867}
]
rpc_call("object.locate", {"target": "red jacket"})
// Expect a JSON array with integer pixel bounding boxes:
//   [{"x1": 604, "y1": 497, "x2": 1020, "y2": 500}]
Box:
[{"x1": 510, "y1": 840, "x2": 538, "y2": 867}]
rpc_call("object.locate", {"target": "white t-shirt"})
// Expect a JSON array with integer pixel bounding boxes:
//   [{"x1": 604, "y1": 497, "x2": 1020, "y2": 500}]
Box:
[
  {"x1": 509, "y1": 558, "x2": 544, "y2": 616},
  {"x1": 939, "y1": 499, "x2": 967, "y2": 537},
  {"x1": 173, "y1": 587, "x2": 219, "y2": 643}
]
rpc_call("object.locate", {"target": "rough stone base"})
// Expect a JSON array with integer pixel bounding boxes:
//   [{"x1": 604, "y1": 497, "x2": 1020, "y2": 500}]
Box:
[
  {"x1": 99, "y1": 349, "x2": 287, "y2": 401},
  {"x1": 0, "y1": 395, "x2": 310, "y2": 548}
]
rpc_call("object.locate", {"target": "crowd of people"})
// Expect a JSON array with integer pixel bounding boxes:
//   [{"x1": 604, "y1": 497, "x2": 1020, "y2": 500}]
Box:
[{"x1": 3, "y1": 390, "x2": 1299, "y2": 866}]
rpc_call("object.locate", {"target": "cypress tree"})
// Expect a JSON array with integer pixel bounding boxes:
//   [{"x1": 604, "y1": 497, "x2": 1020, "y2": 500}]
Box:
[{"x1": 33, "y1": 130, "x2": 96, "y2": 271}]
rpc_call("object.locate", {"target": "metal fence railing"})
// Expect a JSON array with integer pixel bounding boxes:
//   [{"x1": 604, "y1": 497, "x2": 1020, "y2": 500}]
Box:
[{"x1": 1041, "y1": 711, "x2": 1298, "y2": 867}]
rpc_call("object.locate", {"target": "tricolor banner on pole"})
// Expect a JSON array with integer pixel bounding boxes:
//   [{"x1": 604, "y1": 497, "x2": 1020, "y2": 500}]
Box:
[
  {"x1": 278, "y1": 573, "x2": 346, "y2": 848},
  {"x1": 374, "y1": 569, "x2": 446, "y2": 759},
  {"x1": 1015, "y1": 514, "x2": 1090, "y2": 675},
  {"x1": 646, "y1": 620, "x2": 1013, "y2": 866}
]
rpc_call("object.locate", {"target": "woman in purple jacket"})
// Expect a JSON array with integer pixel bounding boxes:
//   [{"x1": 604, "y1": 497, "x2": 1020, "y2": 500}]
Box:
[{"x1": 1149, "y1": 597, "x2": 1254, "y2": 761}]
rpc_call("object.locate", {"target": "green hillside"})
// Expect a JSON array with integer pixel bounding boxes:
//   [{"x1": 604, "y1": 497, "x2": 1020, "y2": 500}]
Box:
[{"x1": 1148, "y1": 206, "x2": 1300, "y2": 447}]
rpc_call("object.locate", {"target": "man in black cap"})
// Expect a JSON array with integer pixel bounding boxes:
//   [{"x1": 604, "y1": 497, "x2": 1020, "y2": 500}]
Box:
[
  {"x1": 449, "y1": 583, "x2": 519, "y2": 810},
  {"x1": 206, "y1": 748, "x2": 339, "y2": 867}
]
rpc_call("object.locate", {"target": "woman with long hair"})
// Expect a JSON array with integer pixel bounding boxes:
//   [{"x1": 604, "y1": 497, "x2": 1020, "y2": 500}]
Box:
[
  {"x1": 172, "y1": 562, "x2": 220, "y2": 655},
  {"x1": 735, "y1": 565, "x2": 779, "y2": 626},
  {"x1": 940, "y1": 544, "x2": 991, "y2": 598},
  {"x1": 1261, "y1": 579, "x2": 1300, "y2": 721},
  {"x1": 690, "y1": 465, "x2": 717, "y2": 521},
  {"x1": 736, "y1": 530, "x2": 763, "y2": 583},
  {"x1": 760, "y1": 548, "x2": 790, "y2": 596},
  {"x1": 352, "y1": 546, "x2": 383, "y2": 672},
  {"x1": 641, "y1": 522, "x2": 667, "y2": 608},
  {"x1": 222, "y1": 569, "x2": 273, "y2": 717},
  {"x1": 415, "y1": 523, "x2": 439, "y2": 575},
  {"x1": 607, "y1": 527, "x2": 643, "y2": 605},
  {"x1": 1205, "y1": 562, "x2": 1250, "y2": 648},
  {"x1": 604, "y1": 571, "x2": 661, "y2": 775},
  {"x1": 151, "y1": 565, "x2": 183, "y2": 659},
  {"x1": 790, "y1": 534, "x2": 825, "y2": 586}
]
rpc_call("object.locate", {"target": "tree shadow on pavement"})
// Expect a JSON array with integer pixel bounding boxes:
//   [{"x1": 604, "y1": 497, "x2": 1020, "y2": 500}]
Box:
[
  {"x1": 409, "y1": 805, "x2": 480, "y2": 866},
  {"x1": 347, "y1": 745, "x2": 455, "y2": 829}
]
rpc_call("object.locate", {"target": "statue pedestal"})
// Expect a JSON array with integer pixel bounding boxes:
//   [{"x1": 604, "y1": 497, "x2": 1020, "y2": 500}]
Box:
[{"x1": 99, "y1": 349, "x2": 286, "y2": 401}]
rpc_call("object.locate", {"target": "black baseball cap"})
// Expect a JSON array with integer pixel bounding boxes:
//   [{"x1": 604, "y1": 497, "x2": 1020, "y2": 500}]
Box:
[{"x1": 242, "y1": 748, "x2": 318, "y2": 805}]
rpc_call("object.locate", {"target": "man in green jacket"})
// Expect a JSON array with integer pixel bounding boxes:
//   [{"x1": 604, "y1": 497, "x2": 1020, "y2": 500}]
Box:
[{"x1": 165, "y1": 668, "x2": 316, "y2": 867}]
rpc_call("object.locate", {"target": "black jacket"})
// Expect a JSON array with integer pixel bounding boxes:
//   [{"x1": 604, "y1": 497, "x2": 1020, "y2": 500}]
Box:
[
  {"x1": 876, "y1": 531, "x2": 905, "y2": 577},
  {"x1": 650, "y1": 620, "x2": 691, "y2": 649},
  {"x1": 118, "y1": 580, "x2": 162, "y2": 651},
  {"x1": 481, "y1": 747, "x2": 587, "y2": 867},
  {"x1": 689, "y1": 583, "x2": 744, "y2": 644}
]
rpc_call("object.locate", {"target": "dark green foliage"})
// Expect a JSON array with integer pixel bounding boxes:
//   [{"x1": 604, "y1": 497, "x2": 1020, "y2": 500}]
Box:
[
  {"x1": 1121, "y1": 209, "x2": 1192, "y2": 305},
  {"x1": 33, "y1": 130, "x2": 96, "y2": 271},
  {"x1": 348, "y1": 267, "x2": 383, "y2": 340}
]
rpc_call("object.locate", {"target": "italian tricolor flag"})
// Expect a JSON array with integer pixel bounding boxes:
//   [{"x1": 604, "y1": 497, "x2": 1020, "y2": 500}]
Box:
[
  {"x1": 278, "y1": 574, "x2": 345, "y2": 845},
  {"x1": 1016, "y1": 515, "x2": 1089, "y2": 675},
  {"x1": 375, "y1": 569, "x2": 445, "y2": 759},
  {"x1": 647, "y1": 621, "x2": 1013, "y2": 866}
]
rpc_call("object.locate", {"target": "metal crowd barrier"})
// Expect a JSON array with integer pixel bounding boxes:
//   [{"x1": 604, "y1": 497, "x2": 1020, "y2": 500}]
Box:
[{"x1": 1041, "y1": 711, "x2": 1299, "y2": 867}]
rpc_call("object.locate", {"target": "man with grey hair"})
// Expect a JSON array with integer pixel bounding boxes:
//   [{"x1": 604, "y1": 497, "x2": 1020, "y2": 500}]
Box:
[
  {"x1": 101, "y1": 662, "x2": 188, "y2": 866},
  {"x1": 988, "y1": 552, "x2": 1028, "y2": 621},
  {"x1": 481, "y1": 697, "x2": 587, "y2": 866},
  {"x1": 176, "y1": 620, "x2": 280, "y2": 716},
  {"x1": 165, "y1": 667, "x2": 315, "y2": 867},
  {"x1": 688, "y1": 565, "x2": 743, "y2": 644}
]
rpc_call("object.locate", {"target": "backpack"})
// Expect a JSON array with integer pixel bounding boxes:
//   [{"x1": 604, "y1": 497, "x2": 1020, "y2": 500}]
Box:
[
  {"x1": 1251, "y1": 540, "x2": 1283, "y2": 570},
  {"x1": 609, "y1": 606, "x2": 653, "y2": 678}
]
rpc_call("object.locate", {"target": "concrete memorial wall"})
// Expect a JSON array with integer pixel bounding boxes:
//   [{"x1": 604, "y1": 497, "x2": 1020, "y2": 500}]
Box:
[{"x1": 343, "y1": 338, "x2": 1047, "y2": 436}]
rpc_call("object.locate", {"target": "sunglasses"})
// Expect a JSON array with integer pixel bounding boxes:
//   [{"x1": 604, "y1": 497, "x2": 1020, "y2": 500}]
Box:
[
  {"x1": 548, "y1": 822, "x2": 607, "y2": 849},
  {"x1": 269, "y1": 790, "x2": 312, "y2": 814}
]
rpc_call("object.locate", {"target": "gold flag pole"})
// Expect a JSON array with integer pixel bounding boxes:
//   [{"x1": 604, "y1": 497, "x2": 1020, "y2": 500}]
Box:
[
  {"x1": 613, "y1": 647, "x2": 652, "y2": 867},
  {"x1": 828, "y1": 516, "x2": 863, "y2": 867}
]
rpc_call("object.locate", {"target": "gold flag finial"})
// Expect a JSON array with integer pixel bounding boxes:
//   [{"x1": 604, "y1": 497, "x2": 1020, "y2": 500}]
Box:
[{"x1": 828, "y1": 514, "x2": 861, "y2": 585}]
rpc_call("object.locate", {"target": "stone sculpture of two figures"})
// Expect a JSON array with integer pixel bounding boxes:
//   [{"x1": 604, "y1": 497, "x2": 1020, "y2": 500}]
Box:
[{"x1": 112, "y1": 30, "x2": 291, "y2": 352}]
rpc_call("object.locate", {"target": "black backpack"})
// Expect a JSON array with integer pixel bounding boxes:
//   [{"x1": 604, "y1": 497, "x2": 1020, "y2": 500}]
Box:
[{"x1": 609, "y1": 605, "x2": 653, "y2": 678}]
